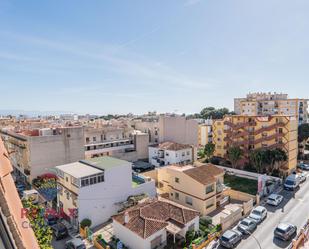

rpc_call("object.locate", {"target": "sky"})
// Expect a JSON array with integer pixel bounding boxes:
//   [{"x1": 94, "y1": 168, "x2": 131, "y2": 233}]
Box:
[{"x1": 0, "y1": 0, "x2": 309, "y2": 115}]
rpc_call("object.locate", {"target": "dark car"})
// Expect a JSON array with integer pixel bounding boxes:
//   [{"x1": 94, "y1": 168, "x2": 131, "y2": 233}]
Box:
[
  {"x1": 274, "y1": 223, "x2": 297, "y2": 241},
  {"x1": 51, "y1": 222, "x2": 68, "y2": 240},
  {"x1": 46, "y1": 214, "x2": 58, "y2": 226},
  {"x1": 219, "y1": 229, "x2": 242, "y2": 248}
]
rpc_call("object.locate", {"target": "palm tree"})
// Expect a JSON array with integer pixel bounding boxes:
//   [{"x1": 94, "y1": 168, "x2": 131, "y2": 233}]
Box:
[{"x1": 227, "y1": 146, "x2": 243, "y2": 168}]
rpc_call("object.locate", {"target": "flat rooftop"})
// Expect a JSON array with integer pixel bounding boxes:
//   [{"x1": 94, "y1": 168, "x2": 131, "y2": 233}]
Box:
[
  {"x1": 82, "y1": 156, "x2": 130, "y2": 170},
  {"x1": 56, "y1": 162, "x2": 102, "y2": 178}
]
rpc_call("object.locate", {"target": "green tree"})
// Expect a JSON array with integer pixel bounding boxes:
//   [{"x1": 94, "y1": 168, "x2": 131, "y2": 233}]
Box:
[
  {"x1": 204, "y1": 143, "x2": 215, "y2": 161},
  {"x1": 227, "y1": 146, "x2": 243, "y2": 168},
  {"x1": 200, "y1": 107, "x2": 234, "y2": 120},
  {"x1": 22, "y1": 199, "x2": 53, "y2": 249},
  {"x1": 249, "y1": 149, "x2": 265, "y2": 173},
  {"x1": 298, "y1": 123, "x2": 309, "y2": 142}
]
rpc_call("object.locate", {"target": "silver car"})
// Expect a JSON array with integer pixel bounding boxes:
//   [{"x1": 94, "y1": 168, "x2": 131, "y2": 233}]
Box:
[
  {"x1": 274, "y1": 223, "x2": 297, "y2": 241},
  {"x1": 219, "y1": 229, "x2": 242, "y2": 248},
  {"x1": 267, "y1": 194, "x2": 283, "y2": 206},
  {"x1": 237, "y1": 218, "x2": 257, "y2": 234},
  {"x1": 249, "y1": 206, "x2": 267, "y2": 224}
]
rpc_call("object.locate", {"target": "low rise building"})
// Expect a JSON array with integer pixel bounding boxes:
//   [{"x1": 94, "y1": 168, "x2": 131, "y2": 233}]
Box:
[
  {"x1": 149, "y1": 142, "x2": 195, "y2": 167},
  {"x1": 56, "y1": 157, "x2": 156, "y2": 228},
  {"x1": 156, "y1": 164, "x2": 225, "y2": 216},
  {"x1": 0, "y1": 127, "x2": 85, "y2": 184},
  {"x1": 112, "y1": 198, "x2": 199, "y2": 249},
  {"x1": 84, "y1": 127, "x2": 149, "y2": 162},
  {"x1": 213, "y1": 115, "x2": 298, "y2": 174}
]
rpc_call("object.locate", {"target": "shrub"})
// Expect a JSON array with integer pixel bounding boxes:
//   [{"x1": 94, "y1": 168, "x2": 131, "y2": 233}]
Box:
[
  {"x1": 200, "y1": 216, "x2": 212, "y2": 227},
  {"x1": 80, "y1": 218, "x2": 92, "y2": 229}
]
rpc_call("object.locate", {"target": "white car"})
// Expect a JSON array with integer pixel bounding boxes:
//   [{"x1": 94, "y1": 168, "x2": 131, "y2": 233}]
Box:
[
  {"x1": 299, "y1": 172, "x2": 307, "y2": 183},
  {"x1": 267, "y1": 194, "x2": 283, "y2": 206},
  {"x1": 249, "y1": 206, "x2": 267, "y2": 224}
]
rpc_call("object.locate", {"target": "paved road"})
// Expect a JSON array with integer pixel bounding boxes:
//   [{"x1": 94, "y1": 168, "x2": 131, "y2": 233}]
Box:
[{"x1": 230, "y1": 174, "x2": 309, "y2": 249}]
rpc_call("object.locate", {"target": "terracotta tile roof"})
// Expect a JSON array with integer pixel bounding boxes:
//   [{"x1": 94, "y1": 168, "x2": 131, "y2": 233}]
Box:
[
  {"x1": 156, "y1": 141, "x2": 192, "y2": 151},
  {"x1": 184, "y1": 164, "x2": 224, "y2": 185},
  {"x1": 113, "y1": 199, "x2": 199, "y2": 239}
]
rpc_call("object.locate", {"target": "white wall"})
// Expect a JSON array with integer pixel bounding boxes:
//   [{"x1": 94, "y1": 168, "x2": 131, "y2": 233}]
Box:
[
  {"x1": 29, "y1": 127, "x2": 84, "y2": 180},
  {"x1": 77, "y1": 163, "x2": 156, "y2": 227},
  {"x1": 149, "y1": 147, "x2": 192, "y2": 167},
  {"x1": 113, "y1": 220, "x2": 167, "y2": 249}
]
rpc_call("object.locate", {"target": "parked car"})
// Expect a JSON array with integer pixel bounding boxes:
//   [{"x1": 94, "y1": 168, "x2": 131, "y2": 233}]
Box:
[
  {"x1": 300, "y1": 172, "x2": 307, "y2": 183},
  {"x1": 298, "y1": 163, "x2": 309, "y2": 171},
  {"x1": 267, "y1": 194, "x2": 284, "y2": 206},
  {"x1": 274, "y1": 223, "x2": 297, "y2": 241},
  {"x1": 51, "y1": 222, "x2": 68, "y2": 240},
  {"x1": 45, "y1": 214, "x2": 58, "y2": 226},
  {"x1": 65, "y1": 237, "x2": 86, "y2": 249},
  {"x1": 284, "y1": 174, "x2": 300, "y2": 191},
  {"x1": 249, "y1": 206, "x2": 267, "y2": 224},
  {"x1": 219, "y1": 229, "x2": 242, "y2": 248},
  {"x1": 237, "y1": 218, "x2": 257, "y2": 235}
]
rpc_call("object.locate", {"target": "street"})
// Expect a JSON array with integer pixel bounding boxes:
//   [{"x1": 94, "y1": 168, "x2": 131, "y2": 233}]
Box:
[{"x1": 222, "y1": 174, "x2": 309, "y2": 249}]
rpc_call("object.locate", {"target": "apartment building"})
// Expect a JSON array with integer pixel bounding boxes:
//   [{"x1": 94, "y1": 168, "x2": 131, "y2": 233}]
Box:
[
  {"x1": 112, "y1": 198, "x2": 199, "y2": 249},
  {"x1": 234, "y1": 92, "x2": 308, "y2": 124},
  {"x1": 198, "y1": 120, "x2": 213, "y2": 147},
  {"x1": 213, "y1": 115, "x2": 298, "y2": 173},
  {"x1": 154, "y1": 164, "x2": 225, "y2": 216},
  {"x1": 0, "y1": 138, "x2": 39, "y2": 249},
  {"x1": 84, "y1": 126, "x2": 149, "y2": 161},
  {"x1": 149, "y1": 142, "x2": 195, "y2": 167},
  {"x1": 0, "y1": 127, "x2": 84, "y2": 184},
  {"x1": 55, "y1": 156, "x2": 156, "y2": 228},
  {"x1": 133, "y1": 120, "x2": 159, "y2": 143},
  {"x1": 158, "y1": 115, "x2": 199, "y2": 146}
]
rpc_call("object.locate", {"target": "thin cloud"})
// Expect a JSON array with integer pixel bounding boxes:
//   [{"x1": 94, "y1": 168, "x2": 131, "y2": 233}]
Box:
[{"x1": 0, "y1": 31, "x2": 211, "y2": 90}]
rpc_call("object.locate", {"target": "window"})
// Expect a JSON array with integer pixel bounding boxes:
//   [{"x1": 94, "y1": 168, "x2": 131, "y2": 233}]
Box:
[
  {"x1": 66, "y1": 192, "x2": 70, "y2": 200},
  {"x1": 206, "y1": 184, "x2": 214, "y2": 194},
  {"x1": 185, "y1": 196, "x2": 193, "y2": 205},
  {"x1": 182, "y1": 152, "x2": 185, "y2": 157},
  {"x1": 175, "y1": 192, "x2": 179, "y2": 200},
  {"x1": 175, "y1": 177, "x2": 179, "y2": 183},
  {"x1": 187, "y1": 151, "x2": 190, "y2": 155},
  {"x1": 93, "y1": 137, "x2": 96, "y2": 142},
  {"x1": 71, "y1": 177, "x2": 79, "y2": 187},
  {"x1": 66, "y1": 177, "x2": 69, "y2": 182},
  {"x1": 158, "y1": 182, "x2": 164, "y2": 188}
]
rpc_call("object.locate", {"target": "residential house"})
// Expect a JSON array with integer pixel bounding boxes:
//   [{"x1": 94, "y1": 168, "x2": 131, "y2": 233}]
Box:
[
  {"x1": 156, "y1": 164, "x2": 225, "y2": 216},
  {"x1": 112, "y1": 198, "x2": 199, "y2": 249},
  {"x1": 55, "y1": 156, "x2": 156, "y2": 228},
  {"x1": 149, "y1": 142, "x2": 195, "y2": 167}
]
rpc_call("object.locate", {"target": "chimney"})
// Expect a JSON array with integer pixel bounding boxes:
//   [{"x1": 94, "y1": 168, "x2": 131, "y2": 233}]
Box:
[{"x1": 124, "y1": 212, "x2": 129, "y2": 224}]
